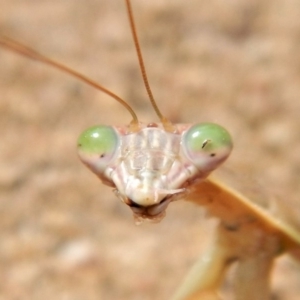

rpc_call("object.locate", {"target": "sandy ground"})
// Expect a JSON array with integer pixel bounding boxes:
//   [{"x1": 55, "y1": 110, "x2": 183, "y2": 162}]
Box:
[{"x1": 0, "y1": 0, "x2": 300, "y2": 299}]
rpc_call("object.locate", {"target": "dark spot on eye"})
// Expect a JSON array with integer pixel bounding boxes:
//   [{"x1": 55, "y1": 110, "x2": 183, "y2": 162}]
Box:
[
  {"x1": 202, "y1": 139, "x2": 211, "y2": 149},
  {"x1": 210, "y1": 153, "x2": 216, "y2": 157}
]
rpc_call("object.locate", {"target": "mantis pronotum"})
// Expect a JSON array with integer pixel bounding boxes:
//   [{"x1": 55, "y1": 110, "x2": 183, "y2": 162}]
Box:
[{"x1": 0, "y1": 0, "x2": 300, "y2": 300}]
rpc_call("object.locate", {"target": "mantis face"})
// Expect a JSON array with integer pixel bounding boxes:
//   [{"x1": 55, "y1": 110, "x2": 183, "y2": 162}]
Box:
[{"x1": 78, "y1": 122, "x2": 233, "y2": 222}]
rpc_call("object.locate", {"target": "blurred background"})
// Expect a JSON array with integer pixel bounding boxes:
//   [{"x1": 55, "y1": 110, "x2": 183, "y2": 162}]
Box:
[{"x1": 0, "y1": 0, "x2": 300, "y2": 299}]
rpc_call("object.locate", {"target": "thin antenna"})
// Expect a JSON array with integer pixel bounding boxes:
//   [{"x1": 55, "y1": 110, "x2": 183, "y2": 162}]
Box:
[
  {"x1": 0, "y1": 36, "x2": 139, "y2": 129},
  {"x1": 125, "y1": 0, "x2": 173, "y2": 130}
]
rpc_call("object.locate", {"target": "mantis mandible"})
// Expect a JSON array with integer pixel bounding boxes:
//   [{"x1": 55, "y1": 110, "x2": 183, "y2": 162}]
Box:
[{"x1": 0, "y1": 0, "x2": 300, "y2": 299}]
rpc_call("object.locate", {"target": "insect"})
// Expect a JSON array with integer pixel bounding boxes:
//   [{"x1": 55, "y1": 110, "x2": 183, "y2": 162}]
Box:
[{"x1": 0, "y1": 0, "x2": 297, "y2": 299}]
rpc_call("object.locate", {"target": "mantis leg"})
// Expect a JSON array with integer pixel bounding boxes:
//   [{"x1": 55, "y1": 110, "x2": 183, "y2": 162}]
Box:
[
  {"x1": 172, "y1": 225, "x2": 236, "y2": 300},
  {"x1": 233, "y1": 243, "x2": 275, "y2": 300}
]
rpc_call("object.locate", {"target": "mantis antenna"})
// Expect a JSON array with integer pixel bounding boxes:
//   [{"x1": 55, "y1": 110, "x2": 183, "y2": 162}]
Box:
[
  {"x1": 0, "y1": 36, "x2": 140, "y2": 128},
  {"x1": 125, "y1": 0, "x2": 173, "y2": 130},
  {"x1": 0, "y1": 0, "x2": 172, "y2": 130}
]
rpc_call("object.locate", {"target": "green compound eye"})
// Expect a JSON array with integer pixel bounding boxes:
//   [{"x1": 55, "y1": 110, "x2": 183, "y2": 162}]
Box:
[
  {"x1": 183, "y1": 123, "x2": 233, "y2": 172},
  {"x1": 77, "y1": 125, "x2": 119, "y2": 174},
  {"x1": 77, "y1": 125, "x2": 118, "y2": 155}
]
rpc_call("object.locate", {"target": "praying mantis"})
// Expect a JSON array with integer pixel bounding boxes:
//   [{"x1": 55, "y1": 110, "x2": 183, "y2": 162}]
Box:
[{"x1": 0, "y1": 0, "x2": 300, "y2": 299}]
